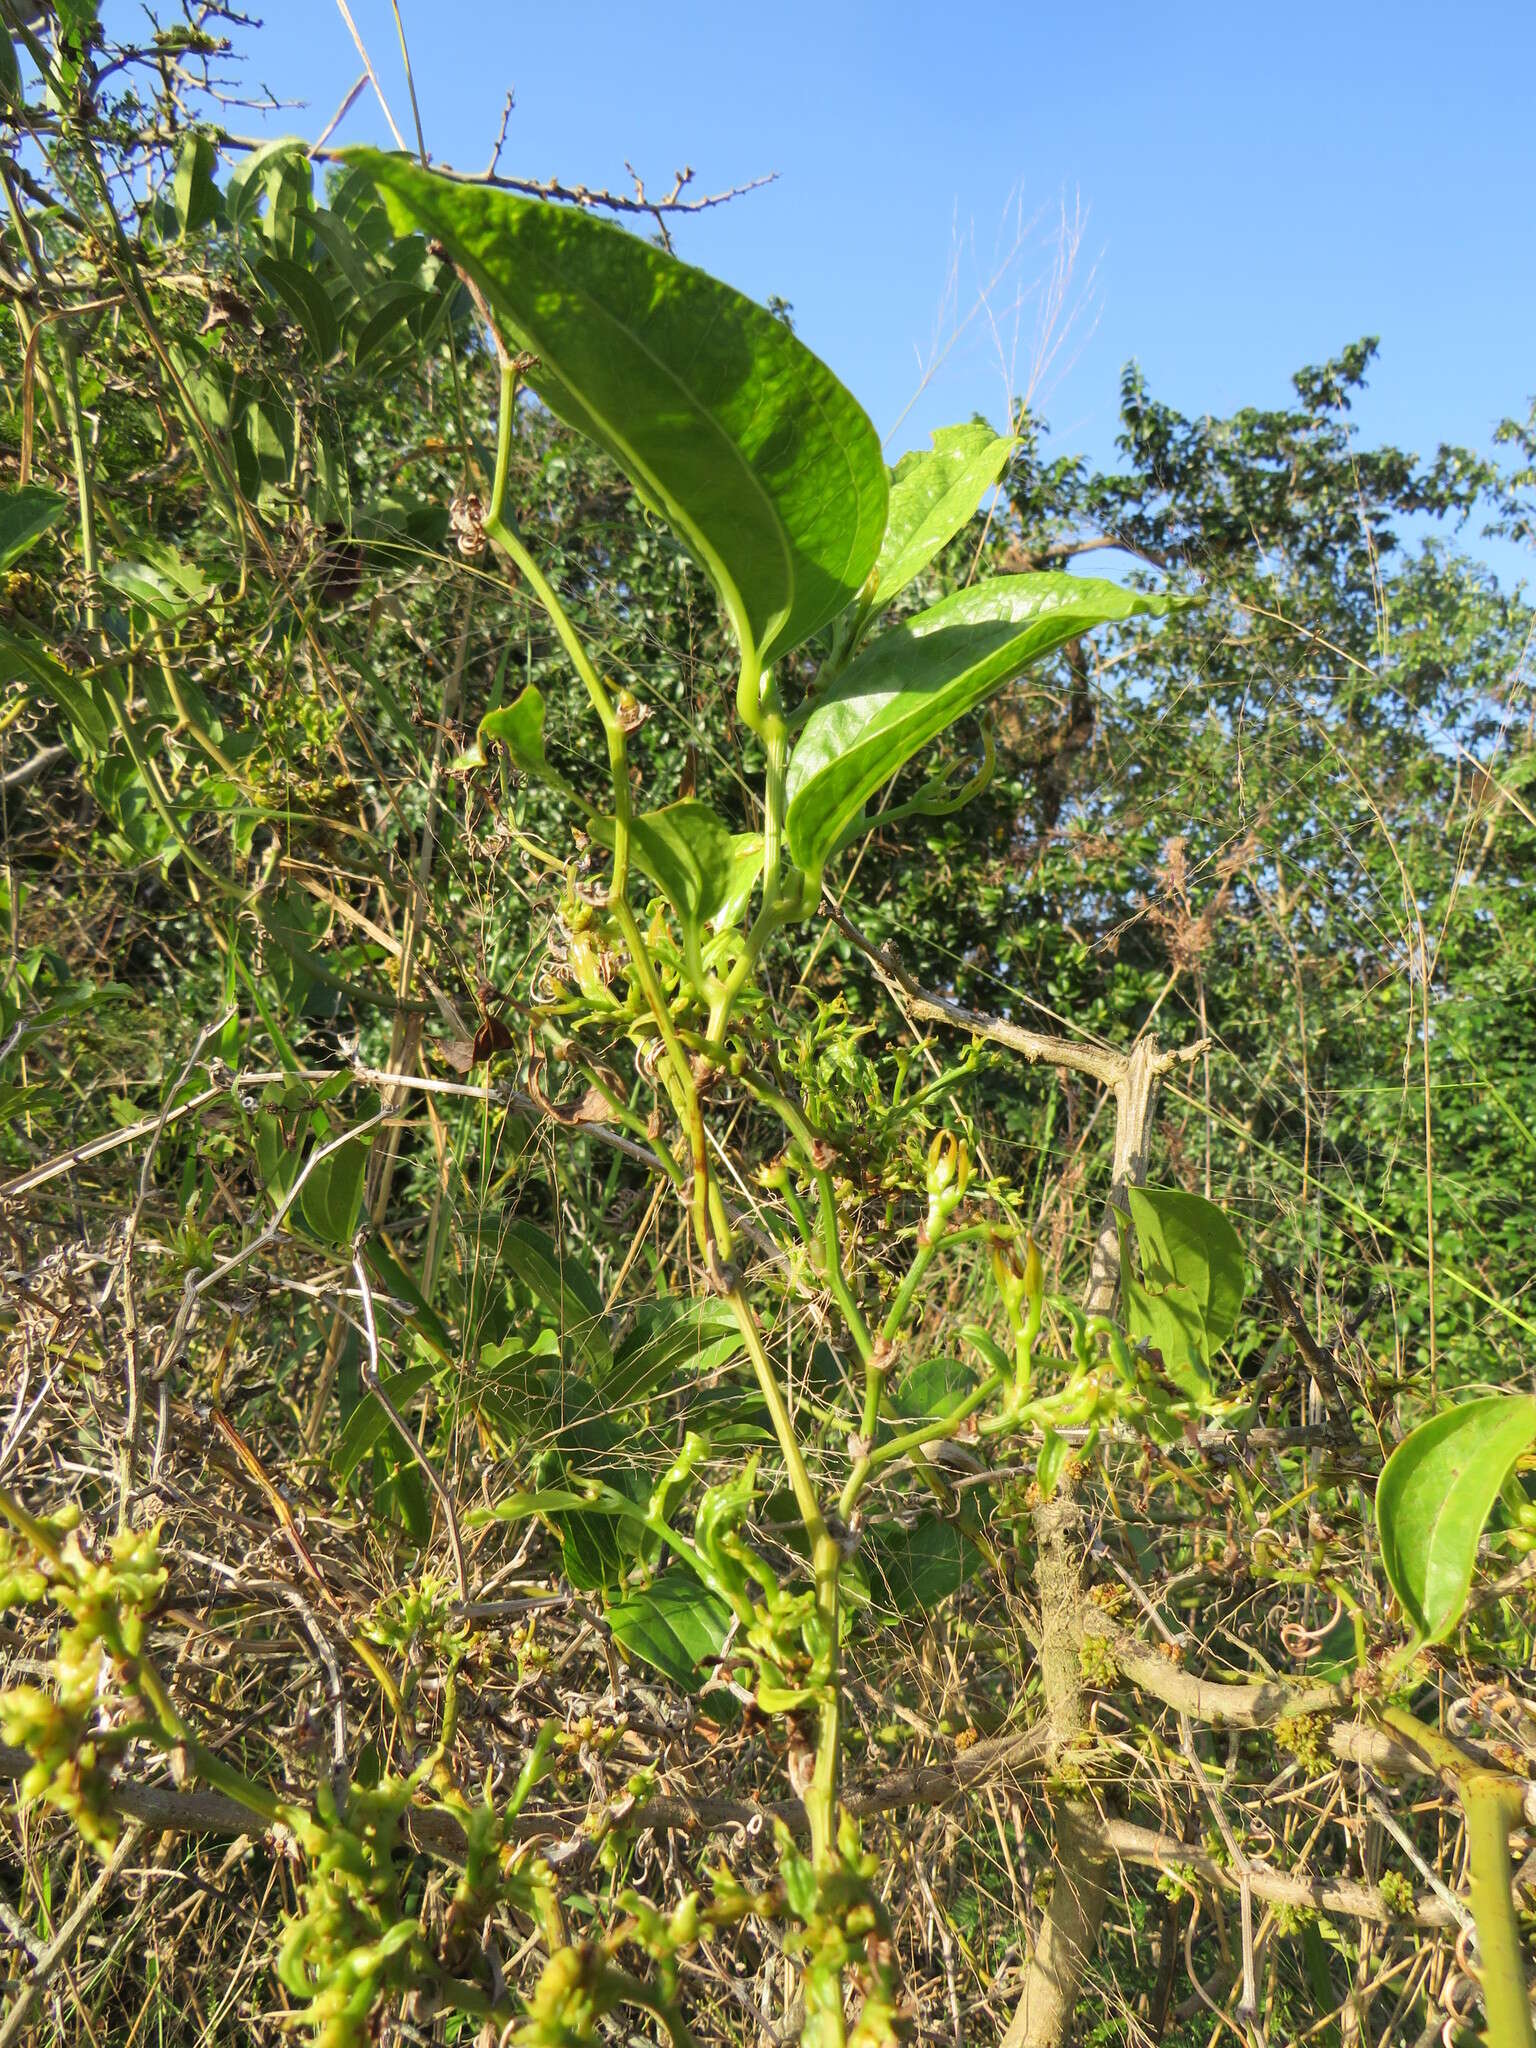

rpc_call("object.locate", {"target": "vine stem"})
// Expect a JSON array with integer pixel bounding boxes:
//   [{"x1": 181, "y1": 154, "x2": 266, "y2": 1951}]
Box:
[{"x1": 1383, "y1": 1706, "x2": 1535, "y2": 2048}]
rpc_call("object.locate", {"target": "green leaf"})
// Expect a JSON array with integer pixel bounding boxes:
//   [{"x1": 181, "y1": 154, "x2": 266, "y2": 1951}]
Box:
[
  {"x1": 478, "y1": 685, "x2": 584, "y2": 806},
  {"x1": 102, "y1": 550, "x2": 215, "y2": 623},
  {"x1": 502, "y1": 1218, "x2": 611, "y2": 1378},
  {"x1": 1376, "y1": 1394, "x2": 1536, "y2": 1644},
  {"x1": 333, "y1": 1364, "x2": 433, "y2": 1488},
  {"x1": 864, "y1": 423, "x2": 1015, "y2": 620},
  {"x1": 586, "y1": 799, "x2": 745, "y2": 988},
  {"x1": 628, "y1": 803, "x2": 739, "y2": 928},
  {"x1": 225, "y1": 138, "x2": 306, "y2": 227},
  {"x1": 0, "y1": 623, "x2": 113, "y2": 753},
  {"x1": 867, "y1": 1518, "x2": 977, "y2": 1618},
  {"x1": 0, "y1": 29, "x2": 20, "y2": 112},
  {"x1": 262, "y1": 150, "x2": 314, "y2": 262},
  {"x1": 712, "y1": 834, "x2": 765, "y2": 933},
  {"x1": 608, "y1": 1299, "x2": 743, "y2": 1408},
  {"x1": 1122, "y1": 1185, "x2": 1246, "y2": 1400},
  {"x1": 233, "y1": 396, "x2": 295, "y2": 507},
  {"x1": 1122, "y1": 1271, "x2": 1212, "y2": 1402},
  {"x1": 787, "y1": 574, "x2": 1180, "y2": 876},
  {"x1": 605, "y1": 1568, "x2": 733, "y2": 1691},
  {"x1": 254, "y1": 1105, "x2": 369, "y2": 1251},
  {"x1": 598, "y1": 801, "x2": 739, "y2": 982},
  {"x1": 891, "y1": 1356, "x2": 976, "y2": 1423},
  {"x1": 255, "y1": 252, "x2": 340, "y2": 362},
  {"x1": 297, "y1": 1134, "x2": 368, "y2": 1250},
  {"x1": 365, "y1": 1238, "x2": 452, "y2": 1365},
  {"x1": 0, "y1": 486, "x2": 66, "y2": 571},
  {"x1": 173, "y1": 132, "x2": 219, "y2": 236},
  {"x1": 346, "y1": 149, "x2": 887, "y2": 670},
  {"x1": 1125, "y1": 1186, "x2": 1246, "y2": 1347},
  {"x1": 349, "y1": 279, "x2": 424, "y2": 368},
  {"x1": 471, "y1": 1335, "x2": 559, "y2": 1442}
]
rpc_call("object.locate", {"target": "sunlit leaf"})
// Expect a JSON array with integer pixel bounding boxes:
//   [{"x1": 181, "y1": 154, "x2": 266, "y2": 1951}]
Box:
[
  {"x1": 479, "y1": 685, "x2": 583, "y2": 805},
  {"x1": 348, "y1": 149, "x2": 887, "y2": 670},
  {"x1": 787, "y1": 574, "x2": 1181, "y2": 876},
  {"x1": 861, "y1": 422, "x2": 1015, "y2": 624},
  {"x1": 605, "y1": 1569, "x2": 733, "y2": 1691},
  {"x1": 1123, "y1": 1184, "x2": 1245, "y2": 1400},
  {"x1": 712, "y1": 834, "x2": 765, "y2": 933},
  {"x1": 1126, "y1": 1186, "x2": 1246, "y2": 1348},
  {"x1": 1376, "y1": 1394, "x2": 1536, "y2": 1643}
]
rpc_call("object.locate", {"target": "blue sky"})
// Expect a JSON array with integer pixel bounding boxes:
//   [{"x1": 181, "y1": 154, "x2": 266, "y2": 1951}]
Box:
[{"x1": 222, "y1": 0, "x2": 1533, "y2": 586}]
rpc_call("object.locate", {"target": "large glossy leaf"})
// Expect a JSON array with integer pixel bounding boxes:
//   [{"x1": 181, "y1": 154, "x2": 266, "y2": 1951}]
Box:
[
  {"x1": 347, "y1": 150, "x2": 887, "y2": 671},
  {"x1": 502, "y1": 1219, "x2": 611, "y2": 1378},
  {"x1": 1376, "y1": 1394, "x2": 1536, "y2": 1644},
  {"x1": 786, "y1": 574, "x2": 1179, "y2": 875},
  {"x1": 605, "y1": 1568, "x2": 733, "y2": 1691},
  {"x1": 861, "y1": 423, "x2": 1015, "y2": 624}
]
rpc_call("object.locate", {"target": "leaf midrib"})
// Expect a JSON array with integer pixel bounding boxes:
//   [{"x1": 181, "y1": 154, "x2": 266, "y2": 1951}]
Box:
[{"x1": 516, "y1": 230, "x2": 867, "y2": 664}]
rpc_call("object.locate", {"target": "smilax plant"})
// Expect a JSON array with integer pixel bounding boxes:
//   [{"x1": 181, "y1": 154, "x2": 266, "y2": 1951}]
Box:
[
  {"x1": 6, "y1": 51, "x2": 1536, "y2": 2046},
  {"x1": 310, "y1": 150, "x2": 1218, "y2": 2043}
]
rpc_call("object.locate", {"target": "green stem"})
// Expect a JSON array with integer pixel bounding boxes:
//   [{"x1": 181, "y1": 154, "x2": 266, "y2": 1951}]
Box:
[
  {"x1": 722, "y1": 1286, "x2": 840, "y2": 1872},
  {"x1": 752, "y1": 1082, "x2": 874, "y2": 1365},
  {"x1": 805, "y1": 1531, "x2": 842, "y2": 1869},
  {"x1": 0, "y1": 1485, "x2": 65, "y2": 1565},
  {"x1": 1383, "y1": 1706, "x2": 1535, "y2": 2048},
  {"x1": 708, "y1": 684, "x2": 789, "y2": 1039},
  {"x1": 725, "y1": 1286, "x2": 824, "y2": 1549},
  {"x1": 480, "y1": 372, "x2": 634, "y2": 905},
  {"x1": 1465, "y1": 1774, "x2": 1535, "y2": 2048},
  {"x1": 485, "y1": 356, "x2": 518, "y2": 532},
  {"x1": 840, "y1": 1370, "x2": 1007, "y2": 1522},
  {"x1": 59, "y1": 340, "x2": 100, "y2": 636},
  {"x1": 879, "y1": 1238, "x2": 938, "y2": 1351},
  {"x1": 611, "y1": 895, "x2": 723, "y2": 1275},
  {"x1": 148, "y1": 628, "x2": 240, "y2": 778}
]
